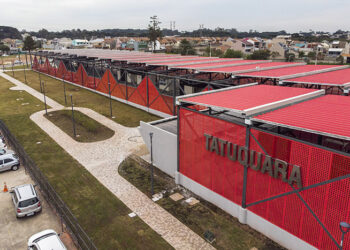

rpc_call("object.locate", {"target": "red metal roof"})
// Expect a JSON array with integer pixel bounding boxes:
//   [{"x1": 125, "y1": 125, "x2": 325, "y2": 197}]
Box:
[
  {"x1": 170, "y1": 60, "x2": 264, "y2": 69},
  {"x1": 200, "y1": 62, "x2": 302, "y2": 74},
  {"x1": 179, "y1": 85, "x2": 322, "y2": 116},
  {"x1": 148, "y1": 58, "x2": 231, "y2": 66},
  {"x1": 236, "y1": 65, "x2": 344, "y2": 79},
  {"x1": 284, "y1": 67, "x2": 350, "y2": 86},
  {"x1": 253, "y1": 95, "x2": 350, "y2": 140},
  {"x1": 130, "y1": 56, "x2": 199, "y2": 63}
]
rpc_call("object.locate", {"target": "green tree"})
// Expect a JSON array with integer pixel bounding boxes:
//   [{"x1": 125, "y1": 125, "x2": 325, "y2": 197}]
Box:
[
  {"x1": 35, "y1": 40, "x2": 42, "y2": 49},
  {"x1": 179, "y1": 39, "x2": 196, "y2": 55},
  {"x1": 205, "y1": 46, "x2": 223, "y2": 57},
  {"x1": 270, "y1": 51, "x2": 280, "y2": 59},
  {"x1": 336, "y1": 55, "x2": 344, "y2": 64},
  {"x1": 148, "y1": 15, "x2": 162, "y2": 52},
  {"x1": 247, "y1": 50, "x2": 271, "y2": 60},
  {"x1": 308, "y1": 51, "x2": 316, "y2": 60},
  {"x1": 223, "y1": 49, "x2": 243, "y2": 58},
  {"x1": 0, "y1": 44, "x2": 10, "y2": 53},
  {"x1": 298, "y1": 51, "x2": 305, "y2": 58},
  {"x1": 23, "y1": 36, "x2": 36, "y2": 52},
  {"x1": 285, "y1": 53, "x2": 295, "y2": 62}
]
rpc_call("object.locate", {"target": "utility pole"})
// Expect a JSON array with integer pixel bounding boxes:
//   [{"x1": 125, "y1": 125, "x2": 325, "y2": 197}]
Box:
[
  {"x1": 12, "y1": 61, "x2": 14, "y2": 77},
  {"x1": 315, "y1": 46, "x2": 318, "y2": 65}
]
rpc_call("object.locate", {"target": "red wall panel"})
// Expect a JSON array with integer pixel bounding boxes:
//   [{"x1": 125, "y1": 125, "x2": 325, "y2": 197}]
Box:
[{"x1": 179, "y1": 108, "x2": 350, "y2": 249}]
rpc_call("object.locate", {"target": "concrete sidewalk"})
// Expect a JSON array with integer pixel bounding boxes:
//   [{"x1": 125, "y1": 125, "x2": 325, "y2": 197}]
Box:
[{"x1": 0, "y1": 72, "x2": 214, "y2": 250}]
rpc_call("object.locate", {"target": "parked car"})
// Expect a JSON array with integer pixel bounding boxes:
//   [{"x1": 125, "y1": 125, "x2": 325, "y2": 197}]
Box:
[
  {"x1": 0, "y1": 148, "x2": 15, "y2": 156},
  {"x1": 0, "y1": 153, "x2": 19, "y2": 172},
  {"x1": 27, "y1": 229, "x2": 67, "y2": 250},
  {"x1": 10, "y1": 183, "x2": 41, "y2": 218},
  {"x1": 14, "y1": 60, "x2": 22, "y2": 65}
]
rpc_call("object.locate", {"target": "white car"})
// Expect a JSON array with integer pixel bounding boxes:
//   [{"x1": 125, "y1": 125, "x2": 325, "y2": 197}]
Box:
[
  {"x1": 0, "y1": 141, "x2": 7, "y2": 149},
  {"x1": 28, "y1": 229, "x2": 67, "y2": 250},
  {"x1": 0, "y1": 148, "x2": 14, "y2": 156}
]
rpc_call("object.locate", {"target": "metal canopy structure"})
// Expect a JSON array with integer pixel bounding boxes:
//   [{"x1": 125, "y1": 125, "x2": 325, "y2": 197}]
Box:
[
  {"x1": 169, "y1": 59, "x2": 267, "y2": 69},
  {"x1": 236, "y1": 64, "x2": 348, "y2": 80},
  {"x1": 252, "y1": 95, "x2": 350, "y2": 141},
  {"x1": 147, "y1": 58, "x2": 232, "y2": 66},
  {"x1": 177, "y1": 84, "x2": 323, "y2": 117},
  {"x1": 32, "y1": 49, "x2": 350, "y2": 117},
  {"x1": 199, "y1": 62, "x2": 304, "y2": 74},
  {"x1": 283, "y1": 67, "x2": 350, "y2": 87}
]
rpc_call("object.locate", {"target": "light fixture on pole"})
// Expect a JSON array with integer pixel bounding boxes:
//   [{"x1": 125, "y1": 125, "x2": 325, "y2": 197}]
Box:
[
  {"x1": 62, "y1": 74, "x2": 67, "y2": 105},
  {"x1": 70, "y1": 94, "x2": 76, "y2": 138},
  {"x1": 340, "y1": 221, "x2": 350, "y2": 250},
  {"x1": 149, "y1": 132, "x2": 154, "y2": 196},
  {"x1": 42, "y1": 81, "x2": 48, "y2": 115}
]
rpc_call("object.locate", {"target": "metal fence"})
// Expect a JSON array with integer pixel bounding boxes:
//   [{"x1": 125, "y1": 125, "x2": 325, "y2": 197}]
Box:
[{"x1": 0, "y1": 120, "x2": 97, "y2": 250}]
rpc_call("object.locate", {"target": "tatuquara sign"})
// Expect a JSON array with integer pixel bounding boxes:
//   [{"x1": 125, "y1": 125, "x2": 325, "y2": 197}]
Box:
[{"x1": 204, "y1": 133, "x2": 302, "y2": 188}]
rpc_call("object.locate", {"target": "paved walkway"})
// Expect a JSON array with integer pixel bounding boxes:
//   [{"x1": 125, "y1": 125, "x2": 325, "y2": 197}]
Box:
[{"x1": 0, "y1": 71, "x2": 214, "y2": 250}]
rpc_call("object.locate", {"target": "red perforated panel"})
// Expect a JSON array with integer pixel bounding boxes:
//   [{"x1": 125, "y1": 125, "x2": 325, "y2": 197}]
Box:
[
  {"x1": 147, "y1": 77, "x2": 173, "y2": 115},
  {"x1": 179, "y1": 108, "x2": 246, "y2": 204},
  {"x1": 179, "y1": 110, "x2": 350, "y2": 249}
]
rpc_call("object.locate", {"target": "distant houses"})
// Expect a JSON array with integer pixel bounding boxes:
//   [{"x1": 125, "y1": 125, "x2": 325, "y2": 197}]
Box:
[{"x1": 2, "y1": 31, "x2": 350, "y2": 63}]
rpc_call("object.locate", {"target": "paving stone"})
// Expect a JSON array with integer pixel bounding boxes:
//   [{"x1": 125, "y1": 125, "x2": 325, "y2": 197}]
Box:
[
  {"x1": 170, "y1": 193, "x2": 184, "y2": 202},
  {"x1": 185, "y1": 197, "x2": 200, "y2": 206}
]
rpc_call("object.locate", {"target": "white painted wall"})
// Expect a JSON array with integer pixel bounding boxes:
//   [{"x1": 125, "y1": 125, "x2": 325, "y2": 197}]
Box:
[{"x1": 139, "y1": 118, "x2": 177, "y2": 177}]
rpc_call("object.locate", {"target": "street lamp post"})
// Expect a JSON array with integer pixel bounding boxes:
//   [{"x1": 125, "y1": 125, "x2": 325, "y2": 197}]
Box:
[
  {"x1": 1, "y1": 56, "x2": 4, "y2": 71},
  {"x1": 108, "y1": 81, "x2": 113, "y2": 118},
  {"x1": 70, "y1": 94, "x2": 76, "y2": 138},
  {"x1": 23, "y1": 63, "x2": 27, "y2": 84},
  {"x1": 38, "y1": 71, "x2": 42, "y2": 93},
  {"x1": 12, "y1": 61, "x2": 14, "y2": 77},
  {"x1": 25, "y1": 52, "x2": 28, "y2": 68},
  {"x1": 149, "y1": 132, "x2": 154, "y2": 196},
  {"x1": 340, "y1": 221, "x2": 350, "y2": 250},
  {"x1": 42, "y1": 81, "x2": 48, "y2": 115},
  {"x1": 62, "y1": 75, "x2": 67, "y2": 105},
  {"x1": 209, "y1": 42, "x2": 211, "y2": 57}
]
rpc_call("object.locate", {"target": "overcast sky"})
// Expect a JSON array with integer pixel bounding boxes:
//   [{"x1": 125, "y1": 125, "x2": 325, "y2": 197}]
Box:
[{"x1": 0, "y1": 0, "x2": 349, "y2": 33}]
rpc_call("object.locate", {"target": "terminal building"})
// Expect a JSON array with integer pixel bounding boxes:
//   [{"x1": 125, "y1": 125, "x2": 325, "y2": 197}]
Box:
[
  {"x1": 31, "y1": 50, "x2": 350, "y2": 249},
  {"x1": 140, "y1": 84, "x2": 350, "y2": 250}
]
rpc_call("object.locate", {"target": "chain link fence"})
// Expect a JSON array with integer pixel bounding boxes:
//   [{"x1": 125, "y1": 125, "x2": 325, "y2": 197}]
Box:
[{"x1": 0, "y1": 120, "x2": 97, "y2": 250}]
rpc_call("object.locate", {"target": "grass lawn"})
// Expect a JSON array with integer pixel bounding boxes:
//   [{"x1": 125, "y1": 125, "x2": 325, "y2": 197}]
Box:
[
  {"x1": 0, "y1": 76, "x2": 172, "y2": 249},
  {"x1": 45, "y1": 110, "x2": 115, "y2": 142},
  {"x1": 6, "y1": 70, "x2": 160, "y2": 127},
  {"x1": 3, "y1": 64, "x2": 31, "y2": 70},
  {"x1": 119, "y1": 155, "x2": 284, "y2": 250},
  {"x1": 1, "y1": 54, "x2": 34, "y2": 65}
]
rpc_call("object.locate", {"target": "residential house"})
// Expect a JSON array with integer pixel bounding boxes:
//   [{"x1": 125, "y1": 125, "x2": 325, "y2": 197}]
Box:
[{"x1": 72, "y1": 39, "x2": 89, "y2": 48}]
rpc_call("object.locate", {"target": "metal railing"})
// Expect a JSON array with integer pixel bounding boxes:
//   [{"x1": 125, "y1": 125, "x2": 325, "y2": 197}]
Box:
[{"x1": 0, "y1": 120, "x2": 97, "y2": 250}]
